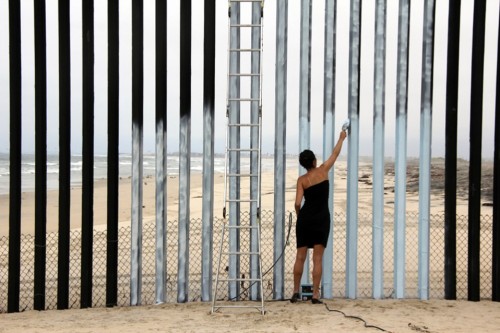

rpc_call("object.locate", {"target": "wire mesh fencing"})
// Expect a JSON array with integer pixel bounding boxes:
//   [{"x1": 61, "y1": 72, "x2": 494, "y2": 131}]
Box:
[{"x1": 0, "y1": 211, "x2": 493, "y2": 312}]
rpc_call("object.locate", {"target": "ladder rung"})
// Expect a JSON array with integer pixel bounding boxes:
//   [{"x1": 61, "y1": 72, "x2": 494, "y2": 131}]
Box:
[
  {"x1": 228, "y1": 123, "x2": 260, "y2": 127},
  {"x1": 229, "y1": 48, "x2": 261, "y2": 52},
  {"x1": 213, "y1": 305, "x2": 264, "y2": 310},
  {"x1": 230, "y1": 24, "x2": 262, "y2": 28},
  {"x1": 217, "y1": 278, "x2": 262, "y2": 282},
  {"x1": 225, "y1": 199, "x2": 259, "y2": 203},
  {"x1": 223, "y1": 251, "x2": 261, "y2": 256},
  {"x1": 229, "y1": 0, "x2": 263, "y2": 2},
  {"x1": 225, "y1": 225, "x2": 259, "y2": 229},
  {"x1": 226, "y1": 173, "x2": 259, "y2": 177},
  {"x1": 228, "y1": 73, "x2": 260, "y2": 77},
  {"x1": 227, "y1": 148, "x2": 260, "y2": 152},
  {"x1": 228, "y1": 98, "x2": 260, "y2": 102}
]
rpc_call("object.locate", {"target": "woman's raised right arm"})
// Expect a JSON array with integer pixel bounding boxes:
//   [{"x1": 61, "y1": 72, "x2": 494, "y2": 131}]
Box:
[{"x1": 321, "y1": 130, "x2": 347, "y2": 171}]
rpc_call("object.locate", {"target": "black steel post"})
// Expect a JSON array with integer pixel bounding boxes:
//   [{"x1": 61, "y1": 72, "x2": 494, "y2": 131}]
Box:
[
  {"x1": 106, "y1": 0, "x2": 119, "y2": 308},
  {"x1": 57, "y1": 0, "x2": 71, "y2": 310},
  {"x1": 444, "y1": 0, "x2": 461, "y2": 300},
  {"x1": 34, "y1": 0, "x2": 47, "y2": 311},
  {"x1": 81, "y1": 0, "x2": 94, "y2": 309},
  {"x1": 7, "y1": 0, "x2": 22, "y2": 314},
  {"x1": 468, "y1": 0, "x2": 486, "y2": 302}
]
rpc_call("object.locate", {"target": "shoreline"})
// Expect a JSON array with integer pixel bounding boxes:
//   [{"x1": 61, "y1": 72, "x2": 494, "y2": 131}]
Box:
[{"x1": 0, "y1": 160, "x2": 493, "y2": 236}]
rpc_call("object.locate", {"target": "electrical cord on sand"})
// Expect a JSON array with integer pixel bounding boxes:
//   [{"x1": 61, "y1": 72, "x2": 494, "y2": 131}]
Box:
[
  {"x1": 322, "y1": 301, "x2": 390, "y2": 332},
  {"x1": 220, "y1": 212, "x2": 390, "y2": 333}
]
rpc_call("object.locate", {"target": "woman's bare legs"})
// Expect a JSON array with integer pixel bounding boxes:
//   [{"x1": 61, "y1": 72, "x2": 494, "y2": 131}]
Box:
[
  {"x1": 312, "y1": 244, "x2": 325, "y2": 299},
  {"x1": 293, "y1": 247, "x2": 308, "y2": 293}
]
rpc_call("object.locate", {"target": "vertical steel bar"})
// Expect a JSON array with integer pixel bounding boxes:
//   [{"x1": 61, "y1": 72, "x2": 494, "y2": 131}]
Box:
[
  {"x1": 7, "y1": 0, "x2": 22, "y2": 314},
  {"x1": 155, "y1": 0, "x2": 167, "y2": 304},
  {"x1": 202, "y1": 0, "x2": 216, "y2": 302},
  {"x1": 57, "y1": 0, "x2": 71, "y2": 310},
  {"x1": 418, "y1": 0, "x2": 435, "y2": 301},
  {"x1": 299, "y1": 0, "x2": 312, "y2": 288},
  {"x1": 274, "y1": 0, "x2": 288, "y2": 300},
  {"x1": 493, "y1": 3, "x2": 500, "y2": 301},
  {"x1": 34, "y1": 0, "x2": 47, "y2": 311},
  {"x1": 131, "y1": 0, "x2": 144, "y2": 306},
  {"x1": 322, "y1": 0, "x2": 336, "y2": 299},
  {"x1": 299, "y1": 0, "x2": 311, "y2": 158},
  {"x1": 250, "y1": 1, "x2": 262, "y2": 300},
  {"x1": 346, "y1": 0, "x2": 361, "y2": 299},
  {"x1": 372, "y1": 0, "x2": 386, "y2": 300},
  {"x1": 81, "y1": 0, "x2": 94, "y2": 309},
  {"x1": 228, "y1": 2, "x2": 241, "y2": 300},
  {"x1": 444, "y1": 0, "x2": 461, "y2": 301},
  {"x1": 106, "y1": 0, "x2": 119, "y2": 308},
  {"x1": 468, "y1": 0, "x2": 486, "y2": 302},
  {"x1": 394, "y1": 0, "x2": 410, "y2": 299},
  {"x1": 178, "y1": 0, "x2": 192, "y2": 303}
]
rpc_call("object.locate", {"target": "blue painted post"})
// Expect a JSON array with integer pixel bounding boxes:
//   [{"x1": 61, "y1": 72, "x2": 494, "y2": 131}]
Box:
[
  {"x1": 155, "y1": 0, "x2": 167, "y2": 304},
  {"x1": 299, "y1": 0, "x2": 312, "y2": 288},
  {"x1": 178, "y1": 0, "x2": 192, "y2": 303},
  {"x1": 372, "y1": 0, "x2": 386, "y2": 300},
  {"x1": 202, "y1": 0, "x2": 216, "y2": 302},
  {"x1": 346, "y1": 0, "x2": 361, "y2": 299},
  {"x1": 322, "y1": 0, "x2": 336, "y2": 299},
  {"x1": 418, "y1": 0, "x2": 435, "y2": 301},
  {"x1": 274, "y1": 0, "x2": 288, "y2": 300},
  {"x1": 394, "y1": 0, "x2": 410, "y2": 299},
  {"x1": 131, "y1": 0, "x2": 144, "y2": 306}
]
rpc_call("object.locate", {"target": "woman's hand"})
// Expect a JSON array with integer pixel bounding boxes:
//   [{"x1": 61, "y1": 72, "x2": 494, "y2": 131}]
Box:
[{"x1": 339, "y1": 130, "x2": 347, "y2": 141}]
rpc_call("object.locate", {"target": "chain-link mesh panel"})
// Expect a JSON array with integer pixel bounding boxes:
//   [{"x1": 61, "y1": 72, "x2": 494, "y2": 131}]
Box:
[
  {"x1": 117, "y1": 225, "x2": 131, "y2": 307},
  {"x1": 456, "y1": 214, "x2": 469, "y2": 299},
  {"x1": 332, "y1": 213, "x2": 347, "y2": 298},
  {"x1": 0, "y1": 236, "x2": 8, "y2": 313},
  {"x1": 480, "y1": 214, "x2": 493, "y2": 299},
  {"x1": 67, "y1": 230, "x2": 81, "y2": 309},
  {"x1": 0, "y1": 211, "x2": 494, "y2": 312},
  {"x1": 45, "y1": 232, "x2": 59, "y2": 309},
  {"x1": 429, "y1": 214, "x2": 445, "y2": 299},
  {"x1": 406, "y1": 212, "x2": 419, "y2": 298},
  {"x1": 19, "y1": 234, "x2": 35, "y2": 311}
]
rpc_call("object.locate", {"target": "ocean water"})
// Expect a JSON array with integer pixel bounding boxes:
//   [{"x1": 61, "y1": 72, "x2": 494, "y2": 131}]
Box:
[{"x1": 0, "y1": 153, "x2": 281, "y2": 195}]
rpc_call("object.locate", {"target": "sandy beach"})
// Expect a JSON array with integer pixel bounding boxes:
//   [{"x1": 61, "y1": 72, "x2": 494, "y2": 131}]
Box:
[
  {"x1": 0, "y1": 158, "x2": 496, "y2": 332},
  {"x1": 0, "y1": 158, "x2": 493, "y2": 236},
  {"x1": 0, "y1": 299, "x2": 499, "y2": 333}
]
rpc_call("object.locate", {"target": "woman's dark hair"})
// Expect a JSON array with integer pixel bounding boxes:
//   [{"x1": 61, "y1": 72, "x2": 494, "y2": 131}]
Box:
[{"x1": 299, "y1": 149, "x2": 316, "y2": 170}]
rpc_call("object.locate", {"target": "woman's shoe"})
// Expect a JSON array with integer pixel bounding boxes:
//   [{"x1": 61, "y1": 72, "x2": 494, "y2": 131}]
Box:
[
  {"x1": 311, "y1": 298, "x2": 323, "y2": 304},
  {"x1": 290, "y1": 293, "x2": 300, "y2": 303}
]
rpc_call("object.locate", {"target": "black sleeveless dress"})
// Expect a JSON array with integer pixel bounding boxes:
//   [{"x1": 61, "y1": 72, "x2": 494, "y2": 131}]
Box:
[{"x1": 296, "y1": 180, "x2": 331, "y2": 248}]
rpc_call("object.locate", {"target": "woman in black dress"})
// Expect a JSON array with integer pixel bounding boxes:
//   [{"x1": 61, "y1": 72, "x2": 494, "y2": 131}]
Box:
[{"x1": 291, "y1": 130, "x2": 347, "y2": 304}]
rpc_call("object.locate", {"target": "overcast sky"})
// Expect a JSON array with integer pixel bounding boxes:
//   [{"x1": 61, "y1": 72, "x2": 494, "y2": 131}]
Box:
[{"x1": 0, "y1": 0, "x2": 498, "y2": 159}]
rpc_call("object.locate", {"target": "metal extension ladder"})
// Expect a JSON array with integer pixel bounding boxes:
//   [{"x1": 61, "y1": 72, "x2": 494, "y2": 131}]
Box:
[{"x1": 212, "y1": 0, "x2": 265, "y2": 315}]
